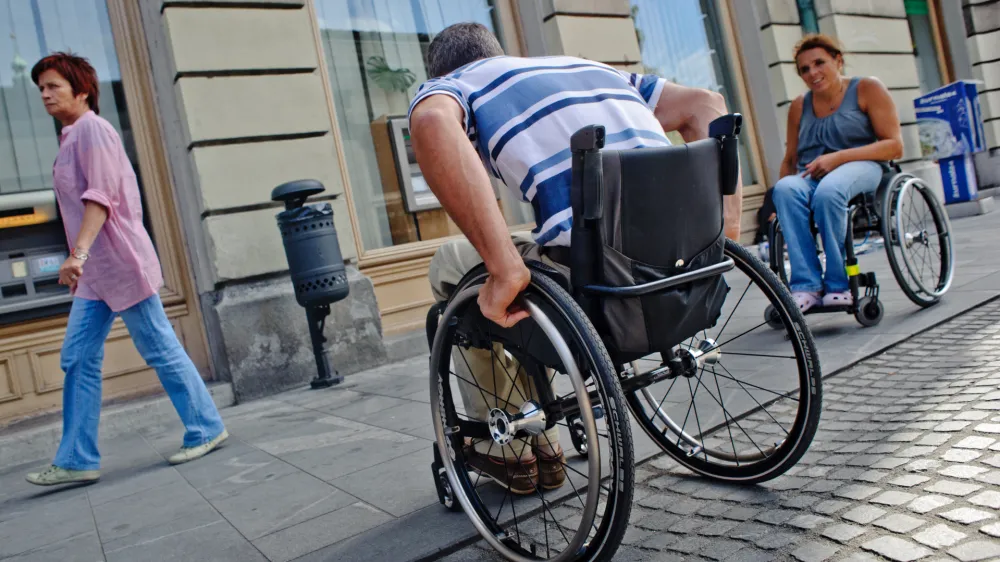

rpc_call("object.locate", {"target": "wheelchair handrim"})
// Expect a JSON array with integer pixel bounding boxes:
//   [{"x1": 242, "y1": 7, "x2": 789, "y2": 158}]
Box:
[
  {"x1": 429, "y1": 284, "x2": 603, "y2": 562},
  {"x1": 894, "y1": 178, "x2": 954, "y2": 297}
]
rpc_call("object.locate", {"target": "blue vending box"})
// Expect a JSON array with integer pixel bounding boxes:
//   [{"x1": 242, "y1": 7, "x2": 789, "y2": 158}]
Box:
[
  {"x1": 938, "y1": 153, "x2": 979, "y2": 205},
  {"x1": 914, "y1": 80, "x2": 986, "y2": 203}
]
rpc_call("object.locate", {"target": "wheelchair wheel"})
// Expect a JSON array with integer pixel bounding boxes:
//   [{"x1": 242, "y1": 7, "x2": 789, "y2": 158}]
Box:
[
  {"x1": 626, "y1": 239, "x2": 821, "y2": 484},
  {"x1": 882, "y1": 175, "x2": 954, "y2": 308},
  {"x1": 429, "y1": 267, "x2": 633, "y2": 562}
]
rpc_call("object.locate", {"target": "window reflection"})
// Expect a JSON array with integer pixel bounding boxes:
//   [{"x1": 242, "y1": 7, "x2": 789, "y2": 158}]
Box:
[
  {"x1": 630, "y1": 0, "x2": 757, "y2": 185},
  {"x1": 315, "y1": 0, "x2": 534, "y2": 251}
]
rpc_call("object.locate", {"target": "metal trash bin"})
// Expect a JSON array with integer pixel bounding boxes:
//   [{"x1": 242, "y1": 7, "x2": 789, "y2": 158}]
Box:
[{"x1": 271, "y1": 179, "x2": 350, "y2": 388}]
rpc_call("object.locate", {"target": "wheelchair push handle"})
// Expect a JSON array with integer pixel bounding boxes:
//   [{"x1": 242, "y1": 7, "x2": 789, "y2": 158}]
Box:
[{"x1": 710, "y1": 113, "x2": 742, "y2": 198}]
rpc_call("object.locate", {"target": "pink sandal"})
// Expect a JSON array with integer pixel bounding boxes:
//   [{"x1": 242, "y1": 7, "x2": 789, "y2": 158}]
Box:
[
  {"x1": 822, "y1": 291, "x2": 853, "y2": 307},
  {"x1": 792, "y1": 291, "x2": 822, "y2": 312}
]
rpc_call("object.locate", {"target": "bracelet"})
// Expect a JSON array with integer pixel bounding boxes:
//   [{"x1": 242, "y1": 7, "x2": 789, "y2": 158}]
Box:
[{"x1": 72, "y1": 248, "x2": 90, "y2": 262}]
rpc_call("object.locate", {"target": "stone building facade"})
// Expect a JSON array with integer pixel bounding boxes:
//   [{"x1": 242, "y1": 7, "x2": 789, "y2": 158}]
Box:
[{"x1": 0, "y1": 0, "x2": 996, "y2": 425}]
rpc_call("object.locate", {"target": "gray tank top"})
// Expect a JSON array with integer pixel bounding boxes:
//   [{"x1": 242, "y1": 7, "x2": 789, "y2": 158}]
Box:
[{"x1": 796, "y1": 77, "x2": 879, "y2": 171}]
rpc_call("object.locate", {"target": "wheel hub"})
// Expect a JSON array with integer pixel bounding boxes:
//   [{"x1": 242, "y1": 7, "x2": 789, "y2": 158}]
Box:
[
  {"x1": 488, "y1": 401, "x2": 546, "y2": 445},
  {"x1": 676, "y1": 339, "x2": 721, "y2": 377}
]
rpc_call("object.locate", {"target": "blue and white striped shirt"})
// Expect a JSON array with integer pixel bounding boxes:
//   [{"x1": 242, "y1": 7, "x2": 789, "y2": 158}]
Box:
[{"x1": 408, "y1": 55, "x2": 670, "y2": 247}]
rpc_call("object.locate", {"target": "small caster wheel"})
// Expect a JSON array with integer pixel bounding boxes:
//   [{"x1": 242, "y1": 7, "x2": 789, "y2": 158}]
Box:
[
  {"x1": 432, "y1": 447, "x2": 461, "y2": 512},
  {"x1": 855, "y1": 296, "x2": 883, "y2": 327},
  {"x1": 569, "y1": 416, "x2": 589, "y2": 456},
  {"x1": 764, "y1": 305, "x2": 783, "y2": 330}
]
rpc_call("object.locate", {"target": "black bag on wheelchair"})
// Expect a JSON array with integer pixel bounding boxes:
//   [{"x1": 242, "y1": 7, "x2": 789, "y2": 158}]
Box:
[{"x1": 568, "y1": 117, "x2": 741, "y2": 356}]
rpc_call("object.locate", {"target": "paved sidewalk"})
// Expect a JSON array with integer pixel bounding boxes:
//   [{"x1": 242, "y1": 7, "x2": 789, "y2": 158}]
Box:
[
  {"x1": 448, "y1": 300, "x2": 1000, "y2": 562},
  {"x1": 0, "y1": 211, "x2": 997, "y2": 562}
]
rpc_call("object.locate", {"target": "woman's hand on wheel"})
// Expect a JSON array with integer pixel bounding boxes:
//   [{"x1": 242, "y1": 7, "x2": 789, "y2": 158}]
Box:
[
  {"x1": 479, "y1": 263, "x2": 532, "y2": 328},
  {"x1": 802, "y1": 153, "x2": 843, "y2": 180}
]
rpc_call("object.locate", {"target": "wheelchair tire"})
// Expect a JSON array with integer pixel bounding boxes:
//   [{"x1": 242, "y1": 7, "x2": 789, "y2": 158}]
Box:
[
  {"x1": 626, "y1": 239, "x2": 821, "y2": 484},
  {"x1": 882, "y1": 175, "x2": 955, "y2": 308},
  {"x1": 429, "y1": 266, "x2": 633, "y2": 562}
]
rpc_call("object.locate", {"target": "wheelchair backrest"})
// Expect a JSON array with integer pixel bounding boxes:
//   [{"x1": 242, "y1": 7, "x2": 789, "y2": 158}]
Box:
[
  {"x1": 600, "y1": 139, "x2": 726, "y2": 265},
  {"x1": 567, "y1": 116, "x2": 741, "y2": 356}
]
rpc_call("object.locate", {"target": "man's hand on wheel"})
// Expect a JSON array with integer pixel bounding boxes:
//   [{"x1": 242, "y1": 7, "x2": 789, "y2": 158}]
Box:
[{"x1": 479, "y1": 263, "x2": 532, "y2": 328}]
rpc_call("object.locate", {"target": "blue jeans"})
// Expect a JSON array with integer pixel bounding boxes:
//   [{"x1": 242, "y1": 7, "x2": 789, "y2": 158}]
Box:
[
  {"x1": 772, "y1": 161, "x2": 883, "y2": 294},
  {"x1": 53, "y1": 294, "x2": 225, "y2": 470}
]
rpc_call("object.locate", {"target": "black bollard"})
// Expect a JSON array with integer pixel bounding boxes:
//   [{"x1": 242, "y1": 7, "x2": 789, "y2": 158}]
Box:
[{"x1": 271, "y1": 180, "x2": 350, "y2": 389}]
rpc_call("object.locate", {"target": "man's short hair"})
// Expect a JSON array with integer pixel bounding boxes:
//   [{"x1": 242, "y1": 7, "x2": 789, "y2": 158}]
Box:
[{"x1": 427, "y1": 22, "x2": 504, "y2": 78}]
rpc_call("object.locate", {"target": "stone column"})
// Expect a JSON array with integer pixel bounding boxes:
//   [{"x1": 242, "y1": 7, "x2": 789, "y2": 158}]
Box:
[
  {"x1": 966, "y1": 0, "x2": 1000, "y2": 191},
  {"x1": 754, "y1": 0, "x2": 806, "y2": 149},
  {"x1": 140, "y1": 0, "x2": 387, "y2": 402},
  {"x1": 815, "y1": 0, "x2": 924, "y2": 166},
  {"x1": 519, "y1": 0, "x2": 641, "y2": 70}
]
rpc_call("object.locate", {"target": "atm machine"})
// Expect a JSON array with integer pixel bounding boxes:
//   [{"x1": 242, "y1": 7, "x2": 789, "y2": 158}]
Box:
[
  {"x1": 0, "y1": 189, "x2": 72, "y2": 324},
  {"x1": 371, "y1": 115, "x2": 503, "y2": 245}
]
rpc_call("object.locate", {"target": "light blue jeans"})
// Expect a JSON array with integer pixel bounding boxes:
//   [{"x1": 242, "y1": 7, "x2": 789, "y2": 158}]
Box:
[
  {"x1": 53, "y1": 294, "x2": 225, "y2": 470},
  {"x1": 772, "y1": 161, "x2": 883, "y2": 294}
]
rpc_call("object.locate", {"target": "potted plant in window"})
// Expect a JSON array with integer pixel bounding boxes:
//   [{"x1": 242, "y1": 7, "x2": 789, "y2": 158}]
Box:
[{"x1": 366, "y1": 55, "x2": 417, "y2": 112}]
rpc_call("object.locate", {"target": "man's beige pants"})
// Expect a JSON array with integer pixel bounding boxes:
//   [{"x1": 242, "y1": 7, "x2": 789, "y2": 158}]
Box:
[{"x1": 429, "y1": 233, "x2": 569, "y2": 459}]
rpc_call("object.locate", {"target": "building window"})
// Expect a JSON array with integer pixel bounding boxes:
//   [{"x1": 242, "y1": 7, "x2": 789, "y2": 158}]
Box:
[
  {"x1": 630, "y1": 0, "x2": 757, "y2": 186},
  {"x1": 1, "y1": 0, "x2": 144, "y2": 322},
  {"x1": 314, "y1": 0, "x2": 533, "y2": 252},
  {"x1": 905, "y1": 0, "x2": 945, "y2": 93},
  {"x1": 796, "y1": 0, "x2": 819, "y2": 34}
]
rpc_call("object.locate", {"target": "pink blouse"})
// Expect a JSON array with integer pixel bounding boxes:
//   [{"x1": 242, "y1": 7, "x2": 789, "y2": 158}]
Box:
[{"x1": 53, "y1": 111, "x2": 162, "y2": 312}]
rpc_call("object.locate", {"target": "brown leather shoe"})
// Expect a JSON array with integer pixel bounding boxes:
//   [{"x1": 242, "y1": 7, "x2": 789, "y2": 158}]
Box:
[
  {"x1": 537, "y1": 449, "x2": 566, "y2": 490},
  {"x1": 464, "y1": 447, "x2": 539, "y2": 495}
]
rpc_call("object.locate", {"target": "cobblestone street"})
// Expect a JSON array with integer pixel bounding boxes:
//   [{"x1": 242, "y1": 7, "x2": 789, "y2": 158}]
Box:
[{"x1": 445, "y1": 299, "x2": 1000, "y2": 562}]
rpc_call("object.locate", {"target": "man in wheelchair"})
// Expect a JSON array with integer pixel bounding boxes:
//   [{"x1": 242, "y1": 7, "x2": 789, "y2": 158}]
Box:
[{"x1": 408, "y1": 23, "x2": 742, "y2": 494}]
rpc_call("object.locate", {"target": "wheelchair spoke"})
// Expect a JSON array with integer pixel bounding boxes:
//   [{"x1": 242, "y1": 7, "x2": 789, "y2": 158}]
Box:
[
  {"x1": 498, "y1": 452, "x2": 521, "y2": 544},
  {"x1": 714, "y1": 279, "x2": 753, "y2": 343},
  {"x1": 715, "y1": 321, "x2": 770, "y2": 350},
  {"x1": 708, "y1": 368, "x2": 799, "y2": 402},
  {"x1": 713, "y1": 366, "x2": 740, "y2": 466},
  {"x1": 449, "y1": 367, "x2": 507, "y2": 413},
  {"x1": 690, "y1": 367, "x2": 771, "y2": 459},
  {"x1": 555, "y1": 420, "x2": 610, "y2": 441},
  {"x1": 685, "y1": 369, "x2": 709, "y2": 462},
  {"x1": 722, "y1": 351, "x2": 797, "y2": 360},
  {"x1": 507, "y1": 444, "x2": 574, "y2": 547},
  {"x1": 491, "y1": 347, "x2": 529, "y2": 405},
  {"x1": 456, "y1": 350, "x2": 506, "y2": 412},
  {"x1": 717, "y1": 362, "x2": 791, "y2": 436},
  {"x1": 533, "y1": 433, "x2": 603, "y2": 524}
]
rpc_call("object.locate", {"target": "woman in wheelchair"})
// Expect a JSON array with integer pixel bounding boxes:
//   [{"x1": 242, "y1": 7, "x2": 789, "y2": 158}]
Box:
[{"x1": 773, "y1": 34, "x2": 903, "y2": 312}]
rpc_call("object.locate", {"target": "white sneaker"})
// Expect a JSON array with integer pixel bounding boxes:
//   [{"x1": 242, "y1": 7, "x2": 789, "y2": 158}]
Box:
[
  {"x1": 26, "y1": 465, "x2": 100, "y2": 486},
  {"x1": 168, "y1": 430, "x2": 229, "y2": 465}
]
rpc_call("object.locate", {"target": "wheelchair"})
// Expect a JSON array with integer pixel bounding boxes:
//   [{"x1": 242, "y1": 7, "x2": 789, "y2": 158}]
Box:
[
  {"x1": 765, "y1": 164, "x2": 955, "y2": 328},
  {"x1": 426, "y1": 115, "x2": 822, "y2": 561}
]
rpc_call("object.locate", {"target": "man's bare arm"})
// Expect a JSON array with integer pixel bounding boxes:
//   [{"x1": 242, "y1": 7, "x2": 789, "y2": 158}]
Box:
[
  {"x1": 409, "y1": 94, "x2": 530, "y2": 326},
  {"x1": 653, "y1": 82, "x2": 743, "y2": 241}
]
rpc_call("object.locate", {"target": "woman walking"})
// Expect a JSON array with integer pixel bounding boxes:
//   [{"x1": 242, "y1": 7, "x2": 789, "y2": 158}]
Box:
[{"x1": 25, "y1": 52, "x2": 227, "y2": 486}]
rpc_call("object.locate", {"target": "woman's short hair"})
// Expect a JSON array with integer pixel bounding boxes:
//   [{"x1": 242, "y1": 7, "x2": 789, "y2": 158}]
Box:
[
  {"x1": 30, "y1": 52, "x2": 100, "y2": 114},
  {"x1": 793, "y1": 33, "x2": 844, "y2": 69}
]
